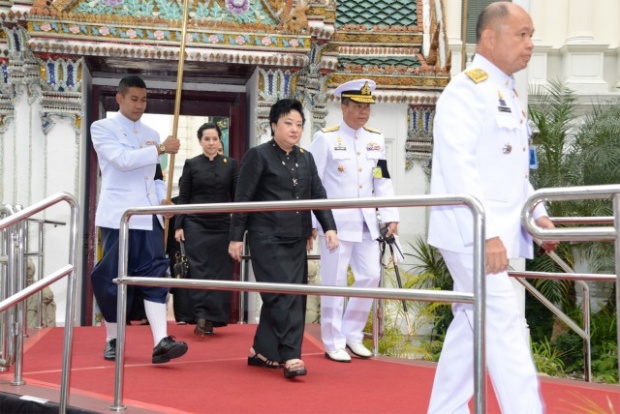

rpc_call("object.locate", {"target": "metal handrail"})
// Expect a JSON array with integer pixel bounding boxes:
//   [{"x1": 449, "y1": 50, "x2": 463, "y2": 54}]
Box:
[
  {"x1": 523, "y1": 184, "x2": 619, "y2": 242},
  {"x1": 509, "y1": 270, "x2": 592, "y2": 381},
  {"x1": 111, "y1": 195, "x2": 488, "y2": 413},
  {"x1": 549, "y1": 217, "x2": 612, "y2": 225},
  {"x1": 522, "y1": 184, "x2": 620, "y2": 385},
  {"x1": 25, "y1": 217, "x2": 67, "y2": 330},
  {"x1": 0, "y1": 192, "x2": 79, "y2": 413},
  {"x1": 510, "y1": 242, "x2": 594, "y2": 382},
  {"x1": 510, "y1": 270, "x2": 615, "y2": 282},
  {"x1": 0, "y1": 203, "x2": 18, "y2": 372}
]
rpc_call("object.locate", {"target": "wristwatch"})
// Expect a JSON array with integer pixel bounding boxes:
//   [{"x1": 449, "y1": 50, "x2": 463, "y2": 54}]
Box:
[{"x1": 157, "y1": 144, "x2": 166, "y2": 155}]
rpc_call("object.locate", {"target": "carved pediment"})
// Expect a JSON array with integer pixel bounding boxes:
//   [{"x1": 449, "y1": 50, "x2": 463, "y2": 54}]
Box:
[{"x1": 29, "y1": 0, "x2": 308, "y2": 32}]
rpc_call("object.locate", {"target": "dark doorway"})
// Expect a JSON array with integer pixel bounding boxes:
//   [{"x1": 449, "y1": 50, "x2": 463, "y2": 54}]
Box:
[{"x1": 82, "y1": 84, "x2": 248, "y2": 326}]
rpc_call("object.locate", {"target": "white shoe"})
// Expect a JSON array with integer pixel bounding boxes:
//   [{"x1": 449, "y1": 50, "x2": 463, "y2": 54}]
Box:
[
  {"x1": 325, "y1": 348, "x2": 351, "y2": 363},
  {"x1": 346, "y1": 342, "x2": 372, "y2": 358}
]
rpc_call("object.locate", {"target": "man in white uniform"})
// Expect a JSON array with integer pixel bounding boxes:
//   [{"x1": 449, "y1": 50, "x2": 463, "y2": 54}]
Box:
[
  {"x1": 427, "y1": 2, "x2": 558, "y2": 413},
  {"x1": 91, "y1": 75, "x2": 188, "y2": 364},
  {"x1": 310, "y1": 79, "x2": 399, "y2": 362}
]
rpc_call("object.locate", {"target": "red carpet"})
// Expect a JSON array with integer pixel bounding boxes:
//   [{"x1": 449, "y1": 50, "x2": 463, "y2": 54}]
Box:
[{"x1": 0, "y1": 324, "x2": 617, "y2": 413}]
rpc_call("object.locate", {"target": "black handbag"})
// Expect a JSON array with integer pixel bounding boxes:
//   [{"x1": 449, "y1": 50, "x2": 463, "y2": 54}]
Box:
[{"x1": 173, "y1": 242, "x2": 189, "y2": 279}]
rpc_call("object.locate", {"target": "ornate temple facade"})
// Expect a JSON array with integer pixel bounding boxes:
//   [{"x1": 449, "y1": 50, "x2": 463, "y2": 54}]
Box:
[{"x1": 1, "y1": 0, "x2": 450, "y2": 324}]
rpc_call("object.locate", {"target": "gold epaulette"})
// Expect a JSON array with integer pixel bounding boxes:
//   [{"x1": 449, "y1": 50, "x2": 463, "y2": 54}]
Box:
[
  {"x1": 321, "y1": 125, "x2": 340, "y2": 133},
  {"x1": 363, "y1": 126, "x2": 381, "y2": 134},
  {"x1": 465, "y1": 68, "x2": 488, "y2": 84}
]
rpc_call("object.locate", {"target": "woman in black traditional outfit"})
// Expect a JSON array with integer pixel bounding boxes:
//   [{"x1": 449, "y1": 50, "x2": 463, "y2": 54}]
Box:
[
  {"x1": 175, "y1": 122, "x2": 239, "y2": 336},
  {"x1": 228, "y1": 99, "x2": 339, "y2": 379}
]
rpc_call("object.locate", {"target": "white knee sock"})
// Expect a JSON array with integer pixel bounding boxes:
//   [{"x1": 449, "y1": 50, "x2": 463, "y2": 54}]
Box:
[
  {"x1": 144, "y1": 300, "x2": 167, "y2": 346},
  {"x1": 104, "y1": 321, "x2": 117, "y2": 342}
]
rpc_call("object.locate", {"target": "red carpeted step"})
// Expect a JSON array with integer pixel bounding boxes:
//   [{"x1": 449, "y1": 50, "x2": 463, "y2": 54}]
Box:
[{"x1": 0, "y1": 325, "x2": 617, "y2": 413}]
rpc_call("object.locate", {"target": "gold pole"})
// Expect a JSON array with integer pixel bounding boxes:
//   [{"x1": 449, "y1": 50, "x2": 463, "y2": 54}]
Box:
[
  {"x1": 164, "y1": 0, "x2": 191, "y2": 247},
  {"x1": 461, "y1": 0, "x2": 469, "y2": 71}
]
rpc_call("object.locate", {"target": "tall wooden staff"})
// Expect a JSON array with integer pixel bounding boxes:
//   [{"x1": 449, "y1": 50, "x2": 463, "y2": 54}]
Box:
[
  {"x1": 461, "y1": 0, "x2": 469, "y2": 71},
  {"x1": 164, "y1": 0, "x2": 191, "y2": 248}
]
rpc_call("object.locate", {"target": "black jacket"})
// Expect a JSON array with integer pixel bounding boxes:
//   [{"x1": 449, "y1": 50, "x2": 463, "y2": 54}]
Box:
[
  {"x1": 230, "y1": 140, "x2": 336, "y2": 240},
  {"x1": 175, "y1": 154, "x2": 239, "y2": 231}
]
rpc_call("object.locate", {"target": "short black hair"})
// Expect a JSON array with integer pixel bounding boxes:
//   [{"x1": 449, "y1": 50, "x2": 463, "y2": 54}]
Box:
[
  {"x1": 268, "y1": 99, "x2": 305, "y2": 137},
  {"x1": 118, "y1": 75, "x2": 146, "y2": 96},
  {"x1": 476, "y1": 1, "x2": 510, "y2": 44},
  {"x1": 197, "y1": 122, "x2": 222, "y2": 140}
]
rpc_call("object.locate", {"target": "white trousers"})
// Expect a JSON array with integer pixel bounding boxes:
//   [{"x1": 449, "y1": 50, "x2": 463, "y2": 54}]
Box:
[
  {"x1": 428, "y1": 249, "x2": 544, "y2": 414},
  {"x1": 319, "y1": 231, "x2": 380, "y2": 352}
]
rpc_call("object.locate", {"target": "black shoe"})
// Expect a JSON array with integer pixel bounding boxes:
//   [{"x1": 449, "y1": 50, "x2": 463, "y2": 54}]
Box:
[
  {"x1": 194, "y1": 319, "x2": 214, "y2": 336},
  {"x1": 152, "y1": 336, "x2": 188, "y2": 364},
  {"x1": 104, "y1": 339, "x2": 116, "y2": 361}
]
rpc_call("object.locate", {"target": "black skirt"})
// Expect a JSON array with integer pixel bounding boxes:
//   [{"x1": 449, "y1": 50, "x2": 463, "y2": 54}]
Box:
[{"x1": 184, "y1": 216, "x2": 233, "y2": 326}]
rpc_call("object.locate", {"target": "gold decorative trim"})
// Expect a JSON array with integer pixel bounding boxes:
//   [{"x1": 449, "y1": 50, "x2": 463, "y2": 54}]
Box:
[
  {"x1": 328, "y1": 73, "x2": 449, "y2": 90},
  {"x1": 333, "y1": 32, "x2": 423, "y2": 45}
]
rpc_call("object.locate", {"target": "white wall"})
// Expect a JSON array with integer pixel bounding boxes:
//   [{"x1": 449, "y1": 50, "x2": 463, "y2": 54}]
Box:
[{"x1": 2, "y1": 89, "x2": 81, "y2": 326}]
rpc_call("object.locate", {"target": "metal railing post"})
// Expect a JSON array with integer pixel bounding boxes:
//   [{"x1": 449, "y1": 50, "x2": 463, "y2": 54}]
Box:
[
  {"x1": 582, "y1": 283, "x2": 591, "y2": 382},
  {"x1": 371, "y1": 266, "x2": 382, "y2": 356},
  {"x1": 111, "y1": 218, "x2": 131, "y2": 412},
  {"x1": 238, "y1": 233, "x2": 249, "y2": 324},
  {"x1": 614, "y1": 193, "x2": 620, "y2": 382},
  {"x1": 58, "y1": 199, "x2": 80, "y2": 414},
  {"x1": 11, "y1": 212, "x2": 26, "y2": 386},
  {"x1": 472, "y1": 196, "x2": 486, "y2": 414},
  {"x1": 0, "y1": 205, "x2": 10, "y2": 372},
  {"x1": 6, "y1": 218, "x2": 17, "y2": 369}
]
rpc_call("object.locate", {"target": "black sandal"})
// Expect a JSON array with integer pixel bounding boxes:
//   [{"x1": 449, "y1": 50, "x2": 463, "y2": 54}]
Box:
[
  {"x1": 283, "y1": 359, "x2": 307, "y2": 378},
  {"x1": 248, "y1": 351, "x2": 281, "y2": 369}
]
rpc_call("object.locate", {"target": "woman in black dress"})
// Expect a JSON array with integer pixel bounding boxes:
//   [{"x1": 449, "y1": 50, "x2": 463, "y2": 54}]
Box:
[
  {"x1": 228, "y1": 99, "x2": 338, "y2": 379},
  {"x1": 175, "y1": 122, "x2": 239, "y2": 336}
]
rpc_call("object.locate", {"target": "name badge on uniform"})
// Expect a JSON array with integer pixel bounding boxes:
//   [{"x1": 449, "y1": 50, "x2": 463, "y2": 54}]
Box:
[
  {"x1": 498, "y1": 92, "x2": 511, "y2": 113},
  {"x1": 529, "y1": 145, "x2": 538, "y2": 169}
]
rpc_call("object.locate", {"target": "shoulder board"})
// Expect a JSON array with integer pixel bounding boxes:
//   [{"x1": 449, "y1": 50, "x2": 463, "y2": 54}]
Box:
[
  {"x1": 465, "y1": 68, "x2": 488, "y2": 84},
  {"x1": 363, "y1": 126, "x2": 381, "y2": 134},
  {"x1": 321, "y1": 125, "x2": 340, "y2": 133}
]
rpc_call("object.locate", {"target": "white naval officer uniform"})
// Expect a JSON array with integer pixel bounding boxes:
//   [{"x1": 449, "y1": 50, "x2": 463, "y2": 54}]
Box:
[
  {"x1": 309, "y1": 120, "x2": 399, "y2": 353},
  {"x1": 427, "y1": 54, "x2": 547, "y2": 413}
]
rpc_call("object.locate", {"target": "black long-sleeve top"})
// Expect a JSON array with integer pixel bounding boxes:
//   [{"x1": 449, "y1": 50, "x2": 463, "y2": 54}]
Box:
[
  {"x1": 175, "y1": 153, "x2": 239, "y2": 231},
  {"x1": 229, "y1": 140, "x2": 337, "y2": 241}
]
